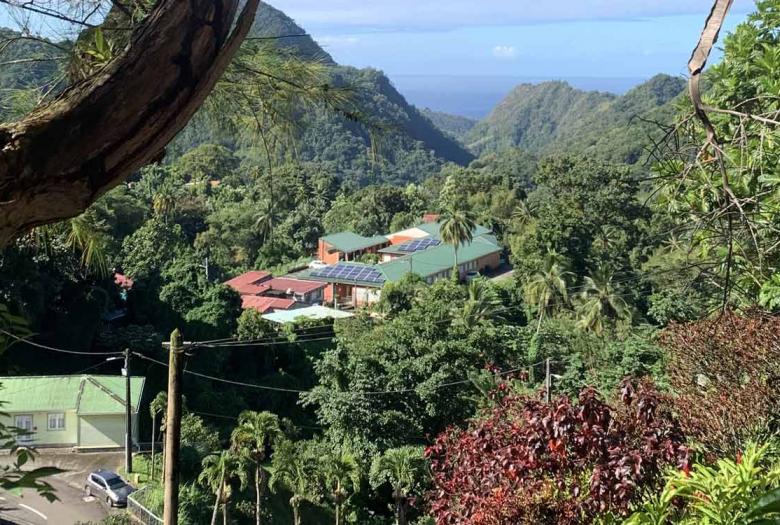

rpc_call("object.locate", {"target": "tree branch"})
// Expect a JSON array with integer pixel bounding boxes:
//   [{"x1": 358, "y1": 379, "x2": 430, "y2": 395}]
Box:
[{"x1": 0, "y1": 0, "x2": 260, "y2": 244}]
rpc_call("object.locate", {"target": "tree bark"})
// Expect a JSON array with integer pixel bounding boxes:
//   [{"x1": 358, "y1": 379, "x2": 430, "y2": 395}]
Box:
[
  {"x1": 0, "y1": 0, "x2": 259, "y2": 245},
  {"x1": 255, "y1": 465, "x2": 267, "y2": 525}
]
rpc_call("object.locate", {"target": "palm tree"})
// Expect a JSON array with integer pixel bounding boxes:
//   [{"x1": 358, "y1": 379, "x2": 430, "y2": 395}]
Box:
[
  {"x1": 321, "y1": 449, "x2": 361, "y2": 525},
  {"x1": 149, "y1": 392, "x2": 167, "y2": 481},
  {"x1": 152, "y1": 185, "x2": 177, "y2": 223},
  {"x1": 254, "y1": 199, "x2": 281, "y2": 244},
  {"x1": 369, "y1": 446, "x2": 428, "y2": 525},
  {"x1": 453, "y1": 277, "x2": 503, "y2": 328},
  {"x1": 439, "y1": 207, "x2": 477, "y2": 279},
  {"x1": 524, "y1": 251, "x2": 573, "y2": 334},
  {"x1": 199, "y1": 450, "x2": 248, "y2": 525},
  {"x1": 575, "y1": 268, "x2": 631, "y2": 335},
  {"x1": 65, "y1": 208, "x2": 110, "y2": 276},
  {"x1": 270, "y1": 440, "x2": 321, "y2": 525},
  {"x1": 230, "y1": 411, "x2": 283, "y2": 525}
]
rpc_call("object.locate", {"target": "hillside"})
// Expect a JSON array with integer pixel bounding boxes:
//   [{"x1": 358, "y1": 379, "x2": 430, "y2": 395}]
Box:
[
  {"x1": 172, "y1": 3, "x2": 473, "y2": 185},
  {"x1": 420, "y1": 108, "x2": 477, "y2": 141},
  {"x1": 466, "y1": 74, "x2": 686, "y2": 165}
]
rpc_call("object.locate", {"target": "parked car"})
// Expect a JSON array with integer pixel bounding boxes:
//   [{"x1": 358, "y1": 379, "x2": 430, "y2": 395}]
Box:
[
  {"x1": 465, "y1": 270, "x2": 480, "y2": 283},
  {"x1": 309, "y1": 259, "x2": 328, "y2": 269},
  {"x1": 85, "y1": 469, "x2": 135, "y2": 507}
]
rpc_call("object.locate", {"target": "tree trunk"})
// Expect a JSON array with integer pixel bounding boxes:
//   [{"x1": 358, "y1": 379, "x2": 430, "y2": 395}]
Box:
[
  {"x1": 335, "y1": 503, "x2": 341, "y2": 525},
  {"x1": 536, "y1": 307, "x2": 544, "y2": 335},
  {"x1": 211, "y1": 479, "x2": 224, "y2": 525},
  {"x1": 0, "y1": 0, "x2": 259, "y2": 245},
  {"x1": 292, "y1": 499, "x2": 301, "y2": 525},
  {"x1": 255, "y1": 465, "x2": 267, "y2": 525},
  {"x1": 223, "y1": 503, "x2": 229, "y2": 525},
  {"x1": 395, "y1": 497, "x2": 408, "y2": 525},
  {"x1": 150, "y1": 414, "x2": 156, "y2": 480}
]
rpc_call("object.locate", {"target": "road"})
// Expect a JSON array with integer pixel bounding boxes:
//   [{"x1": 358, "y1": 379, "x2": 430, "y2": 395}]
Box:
[{"x1": 0, "y1": 477, "x2": 108, "y2": 525}]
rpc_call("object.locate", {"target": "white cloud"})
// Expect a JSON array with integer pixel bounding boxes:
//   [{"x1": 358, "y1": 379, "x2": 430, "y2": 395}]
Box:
[
  {"x1": 493, "y1": 45, "x2": 517, "y2": 59},
  {"x1": 316, "y1": 35, "x2": 360, "y2": 48},
  {"x1": 269, "y1": 0, "x2": 755, "y2": 32}
]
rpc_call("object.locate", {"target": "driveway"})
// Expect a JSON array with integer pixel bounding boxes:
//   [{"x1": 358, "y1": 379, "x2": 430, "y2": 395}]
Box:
[
  {"x1": 0, "y1": 477, "x2": 109, "y2": 525},
  {"x1": 0, "y1": 451, "x2": 125, "y2": 524}
]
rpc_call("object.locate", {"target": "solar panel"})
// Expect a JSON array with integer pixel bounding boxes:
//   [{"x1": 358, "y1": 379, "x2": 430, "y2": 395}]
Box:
[
  {"x1": 396, "y1": 238, "x2": 440, "y2": 253},
  {"x1": 311, "y1": 263, "x2": 385, "y2": 284}
]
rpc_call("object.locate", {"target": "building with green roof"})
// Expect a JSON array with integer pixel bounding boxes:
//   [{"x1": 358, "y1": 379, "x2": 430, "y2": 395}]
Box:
[
  {"x1": 0, "y1": 375, "x2": 145, "y2": 450},
  {"x1": 317, "y1": 232, "x2": 390, "y2": 265},
  {"x1": 305, "y1": 221, "x2": 503, "y2": 308}
]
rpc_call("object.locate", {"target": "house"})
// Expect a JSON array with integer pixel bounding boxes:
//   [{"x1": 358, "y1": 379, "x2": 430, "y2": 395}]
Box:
[
  {"x1": 224, "y1": 271, "x2": 272, "y2": 295},
  {"x1": 0, "y1": 375, "x2": 145, "y2": 450},
  {"x1": 317, "y1": 232, "x2": 390, "y2": 265},
  {"x1": 261, "y1": 277, "x2": 326, "y2": 304},
  {"x1": 304, "y1": 221, "x2": 503, "y2": 308},
  {"x1": 226, "y1": 271, "x2": 327, "y2": 314},
  {"x1": 241, "y1": 296, "x2": 297, "y2": 314},
  {"x1": 262, "y1": 305, "x2": 354, "y2": 324}
]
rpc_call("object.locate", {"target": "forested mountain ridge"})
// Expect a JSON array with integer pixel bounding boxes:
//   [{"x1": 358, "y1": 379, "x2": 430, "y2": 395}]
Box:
[
  {"x1": 419, "y1": 108, "x2": 477, "y2": 141},
  {"x1": 250, "y1": 4, "x2": 475, "y2": 178},
  {"x1": 465, "y1": 74, "x2": 686, "y2": 164}
]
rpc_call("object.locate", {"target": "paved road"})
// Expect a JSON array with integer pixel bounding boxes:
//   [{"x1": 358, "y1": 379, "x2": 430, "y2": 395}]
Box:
[{"x1": 0, "y1": 477, "x2": 108, "y2": 525}]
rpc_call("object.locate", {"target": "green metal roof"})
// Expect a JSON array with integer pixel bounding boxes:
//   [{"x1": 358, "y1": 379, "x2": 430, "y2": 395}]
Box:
[
  {"x1": 302, "y1": 234, "x2": 502, "y2": 287},
  {"x1": 321, "y1": 232, "x2": 388, "y2": 254},
  {"x1": 380, "y1": 235, "x2": 502, "y2": 281},
  {"x1": 414, "y1": 221, "x2": 491, "y2": 239},
  {"x1": 0, "y1": 375, "x2": 145, "y2": 415}
]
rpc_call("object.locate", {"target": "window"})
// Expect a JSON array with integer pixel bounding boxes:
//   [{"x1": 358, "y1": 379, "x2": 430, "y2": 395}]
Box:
[{"x1": 47, "y1": 412, "x2": 65, "y2": 431}]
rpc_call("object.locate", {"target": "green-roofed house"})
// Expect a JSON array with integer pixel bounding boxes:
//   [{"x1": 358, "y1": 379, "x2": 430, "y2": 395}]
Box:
[
  {"x1": 305, "y1": 221, "x2": 503, "y2": 308},
  {"x1": 0, "y1": 375, "x2": 145, "y2": 450},
  {"x1": 317, "y1": 232, "x2": 390, "y2": 265}
]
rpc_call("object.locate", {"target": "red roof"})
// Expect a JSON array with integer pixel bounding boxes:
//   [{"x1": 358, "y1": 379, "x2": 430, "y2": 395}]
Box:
[
  {"x1": 241, "y1": 296, "x2": 297, "y2": 314},
  {"x1": 224, "y1": 271, "x2": 272, "y2": 295},
  {"x1": 265, "y1": 277, "x2": 326, "y2": 295},
  {"x1": 114, "y1": 273, "x2": 134, "y2": 290}
]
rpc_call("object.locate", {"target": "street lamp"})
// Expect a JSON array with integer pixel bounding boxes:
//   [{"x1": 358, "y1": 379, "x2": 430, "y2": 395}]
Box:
[{"x1": 106, "y1": 349, "x2": 132, "y2": 474}]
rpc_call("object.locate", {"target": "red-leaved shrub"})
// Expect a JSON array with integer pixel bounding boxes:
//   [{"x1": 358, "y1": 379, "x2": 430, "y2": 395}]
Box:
[
  {"x1": 661, "y1": 310, "x2": 780, "y2": 453},
  {"x1": 425, "y1": 381, "x2": 688, "y2": 525}
]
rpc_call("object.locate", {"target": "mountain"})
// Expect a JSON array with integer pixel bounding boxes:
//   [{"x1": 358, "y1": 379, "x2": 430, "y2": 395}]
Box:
[
  {"x1": 419, "y1": 108, "x2": 477, "y2": 141},
  {"x1": 250, "y1": 4, "x2": 335, "y2": 65},
  {"x1": 466, "y1": 74, "x2": 686, "y2": 165},
  {"x1": 173, "y1": 3, "x2": 474, "y2": 185},
  {"x1": 0, "y1": 29, "x2": 60, "y2": 118}
]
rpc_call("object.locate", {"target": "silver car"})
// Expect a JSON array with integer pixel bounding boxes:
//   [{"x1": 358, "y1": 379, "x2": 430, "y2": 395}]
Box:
[{"x1": 84, "y1": 469, "x2": 135, "y2": 507}]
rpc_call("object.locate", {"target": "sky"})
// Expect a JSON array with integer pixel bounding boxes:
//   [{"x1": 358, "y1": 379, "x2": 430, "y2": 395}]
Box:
[
  {"x1": 0, "y1": 1, "x2": 758, "y2": 117},
  {"x1": 267, "y1": 0, "x2": 755, "y2": 115}
]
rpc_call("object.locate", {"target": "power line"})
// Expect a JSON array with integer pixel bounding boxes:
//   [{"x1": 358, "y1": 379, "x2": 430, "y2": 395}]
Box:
[
  {"x1": 133, "y1": 351, "x2": 546, "y2": 396},
  {"x1": 1, "y1": 330, "x2": 124, "y2": 356}
]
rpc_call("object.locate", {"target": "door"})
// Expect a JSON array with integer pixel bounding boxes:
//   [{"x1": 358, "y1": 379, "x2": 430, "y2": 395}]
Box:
[{"x1": 14, "y1": 415, "x2": 33, "y2": 444}]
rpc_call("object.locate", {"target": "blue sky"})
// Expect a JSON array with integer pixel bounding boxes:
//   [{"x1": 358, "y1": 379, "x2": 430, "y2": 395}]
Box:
[{"x1": 270, "y1": 0, "x2": 754, "y2": 79}]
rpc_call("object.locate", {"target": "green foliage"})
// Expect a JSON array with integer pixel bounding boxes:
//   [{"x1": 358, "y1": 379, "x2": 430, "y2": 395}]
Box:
[
  {"x1": 467, "y1": 75, "x2": 685, "y2": 167},
  {"x1": 625, "y1": 442, "x2": 780, "y2": 525},
  {"x1": 303, "y1": 279, "x2": 525, "y2": 453}
]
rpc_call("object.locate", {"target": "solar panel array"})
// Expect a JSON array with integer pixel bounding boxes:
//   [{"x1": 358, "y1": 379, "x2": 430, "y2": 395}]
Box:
[
  {"x1": 396, "y1": 238, "x2": 441, "y2": 253},
  {"x1": 311, "y1": 263, "x2": 385, "y2": 284}
]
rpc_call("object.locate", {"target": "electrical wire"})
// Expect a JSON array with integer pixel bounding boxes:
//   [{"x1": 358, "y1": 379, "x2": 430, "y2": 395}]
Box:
[
  {"x1": 0, "y1": 330, "x2": 124, "y2": 356},
  {"x1": 132, "y1": 351, "x2": 546, "y2": 396}
]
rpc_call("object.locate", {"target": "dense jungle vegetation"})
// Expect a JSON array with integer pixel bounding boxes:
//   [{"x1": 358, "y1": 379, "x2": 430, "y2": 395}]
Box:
[{"x1": 2, "y1": 1, "x2": 780, "y2": 524}]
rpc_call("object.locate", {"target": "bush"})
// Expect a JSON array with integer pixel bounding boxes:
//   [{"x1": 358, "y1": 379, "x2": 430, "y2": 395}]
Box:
[
  {"x1": 625, "y1": 442, "x2": 780, "y2": 524},
  {"x1": 661, "y1": 311, "x2": 780, "y2": 454},
  {"x1": 426, "y1": 381, "x2": 688, "y2": 525}
]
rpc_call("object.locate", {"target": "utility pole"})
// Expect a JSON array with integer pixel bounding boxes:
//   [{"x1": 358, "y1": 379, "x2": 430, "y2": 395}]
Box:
[
  {"x1": 123, "y1": 348, "x2": 133, "y2": 474},
  {"x1": 163, "y1": 329, "x2": 184, "y2": 525},
  {"x1": 544, "y1": 358, "x2": 551, "y2": 404}
]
